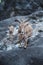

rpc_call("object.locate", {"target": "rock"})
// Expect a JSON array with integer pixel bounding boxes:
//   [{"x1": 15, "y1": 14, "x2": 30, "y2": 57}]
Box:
[
  {"x1": 34, "y1": 0, "x2": 43, "y2": 7},
  {"x1": 0, "y1": 0, "x2": 42, "y2": 20},
  {"x1": 0, "y1": 10, "x2": 43, "y2": 65},
  {"x1": 0, "y1": 37, "x2": 43, "y2": 65}
]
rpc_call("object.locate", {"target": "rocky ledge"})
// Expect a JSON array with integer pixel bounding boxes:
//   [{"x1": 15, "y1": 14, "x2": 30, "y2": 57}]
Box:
[{"x1": 0, "y1": 10, "x2": 43, "y2": 65}]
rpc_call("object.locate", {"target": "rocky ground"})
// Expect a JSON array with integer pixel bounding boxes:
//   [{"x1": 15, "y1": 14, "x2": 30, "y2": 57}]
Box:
[
  {"x1": 0, "y1": 10, "x2": 43, "y2": 65},
  {"x1": 0, "y1": 0, "x2": 43, "y2": 65}
]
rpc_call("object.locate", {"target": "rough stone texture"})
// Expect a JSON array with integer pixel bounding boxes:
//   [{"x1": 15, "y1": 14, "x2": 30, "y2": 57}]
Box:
[
  {"x1": 34, "y1": 0, "x2": 43, "y2": 7},
  {"x1": 0, "y1": 10, "x2": 43, "y2": 65},
  {"x1": 0, "y1": 37, "x2": 43, "y2": 65},
  {"x1": 0, "y1": 0, "x2": 43, "y2": 20}
]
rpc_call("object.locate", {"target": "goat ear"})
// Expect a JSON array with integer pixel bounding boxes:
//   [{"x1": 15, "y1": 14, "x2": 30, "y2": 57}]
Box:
[{"x1": 19, "y1": 25, "x2": 21, "y2": 28}]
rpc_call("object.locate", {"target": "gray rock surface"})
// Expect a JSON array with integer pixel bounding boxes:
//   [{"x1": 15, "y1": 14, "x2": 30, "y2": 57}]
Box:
[
  {"x1": 0, "y1": 0, "x2": 43, "y2": 20},
  {"x1": 0, "y1": 10, "x2": 43, "y2": 65}
]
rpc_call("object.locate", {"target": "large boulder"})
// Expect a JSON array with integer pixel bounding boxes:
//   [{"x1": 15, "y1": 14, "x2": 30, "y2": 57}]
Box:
[{"x1": 0, "y1": 10, "x2": 43, "y2": 65}]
